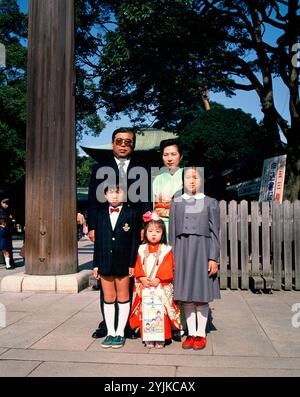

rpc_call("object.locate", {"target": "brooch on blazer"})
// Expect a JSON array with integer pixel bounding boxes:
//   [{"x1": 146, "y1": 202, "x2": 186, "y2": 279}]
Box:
[{"x1": 123, "y1": 223, "x2": 130, "y2": 232}]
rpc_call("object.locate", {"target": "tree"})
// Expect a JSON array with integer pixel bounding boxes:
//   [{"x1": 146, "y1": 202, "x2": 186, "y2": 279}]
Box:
[
  {"x1": 0, "y1": 0, "x2": 27, "y2": 184},
  {"x1": 76, "y1": 153, "x2": 95, "y2": 187},
  {"x1": 180, "y1": 103, "x2": 269, "y2": 175},
  {"x1": 0, "y1": 0, "x2": 107, "y2": 186},
  {"x1": 198, "y1": 0, "x2": 300, "y2": 200},
  {"x1": 74, "y1": 0, "x2": 111, "y2": 140},
  {"x1": 97, "y1": 0, "x2": 228, "y2": 128},
  {"x1": 81, "y1": 0, "x2": 299, "y2": 199}
]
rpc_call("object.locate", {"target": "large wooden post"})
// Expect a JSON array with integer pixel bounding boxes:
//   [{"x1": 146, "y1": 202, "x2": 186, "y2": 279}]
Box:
[{"x1": 25, "y1": 0, "x2": 77, "y2": 275}]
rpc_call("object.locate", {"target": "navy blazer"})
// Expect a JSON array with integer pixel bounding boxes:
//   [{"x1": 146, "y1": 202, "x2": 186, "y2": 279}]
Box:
[
  {"x1": 87, "y1": 155, "x2": 152, "y2": 231},
  {"x1": 93, "y1": 204, "x2": 142, "y2": 277}
]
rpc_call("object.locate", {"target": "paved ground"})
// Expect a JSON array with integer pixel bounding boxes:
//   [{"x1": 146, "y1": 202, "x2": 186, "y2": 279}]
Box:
[{"x1": 0, "y1": 239, "x2": 300, "y2": 378}]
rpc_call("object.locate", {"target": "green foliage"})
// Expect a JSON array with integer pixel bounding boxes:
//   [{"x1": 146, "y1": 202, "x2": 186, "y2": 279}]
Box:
[
  {"x1": 0, "y1": 0, "x2": 27, "y2": 184},
  {"x1": 76, "y1": 154, "x2": 95, "y2": 187},
  {"x1": 74, "y1": 0, "x2": 109, "y2": 139},
  {"x1": 97, "y1": 0, "x2": 234, "y2": 129},
  {"x1": 82, "y1": 1, "x2": 297, "y2": 144},
  {"x1": 180, "y1": 103, "x2": 268, "y2": 174}
]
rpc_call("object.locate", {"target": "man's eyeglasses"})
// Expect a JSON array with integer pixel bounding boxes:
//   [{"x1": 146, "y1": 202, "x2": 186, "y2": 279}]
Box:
[{"x1": 115, "y1": 138, "x2": 133, "y2": 147}]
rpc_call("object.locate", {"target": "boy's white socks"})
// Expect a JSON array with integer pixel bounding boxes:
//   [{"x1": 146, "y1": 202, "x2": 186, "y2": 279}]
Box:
[
  {"x1": 116, "y1": 301, "x2": 130, "y2": 337},
  {"x1": 103, "y1": 302, "x2": 116, "y2": 337}
]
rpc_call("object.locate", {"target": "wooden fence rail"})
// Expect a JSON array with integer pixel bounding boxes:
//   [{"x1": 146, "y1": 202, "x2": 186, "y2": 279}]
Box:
[{"x1": 219, "y1": 200, "x2": 300, "y2": 291}]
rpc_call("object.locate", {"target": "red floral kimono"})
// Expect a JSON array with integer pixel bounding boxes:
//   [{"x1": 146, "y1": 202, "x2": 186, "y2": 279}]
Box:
[{"x1": 129, "y1": 243, "x2": 182, "y2": 340}]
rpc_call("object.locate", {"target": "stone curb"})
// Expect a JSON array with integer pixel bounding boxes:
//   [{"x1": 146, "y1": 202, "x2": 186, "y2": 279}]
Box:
[{"x1": 0, "y1": 270, "x2": 92, "y2": 293}]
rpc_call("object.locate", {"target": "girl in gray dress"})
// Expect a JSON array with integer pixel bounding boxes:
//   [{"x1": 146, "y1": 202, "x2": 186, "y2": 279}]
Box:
[{"x1": 169, "y1": 166, "x2": 220, "y2": 350}]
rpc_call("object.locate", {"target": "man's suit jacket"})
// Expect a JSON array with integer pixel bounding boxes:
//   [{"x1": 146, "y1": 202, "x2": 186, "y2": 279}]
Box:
[
  {"x1": 94, "y1": 203, "x2": 142, "y2": 276},
  {"x1": 87, "y1": 155, "x2": 152, "y2": 231}
]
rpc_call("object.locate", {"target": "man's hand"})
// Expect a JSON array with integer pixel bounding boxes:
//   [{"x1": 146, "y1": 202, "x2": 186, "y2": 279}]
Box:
[
  {"x1": 208, "y1": 260, "x2": 218, "y2": 277},
  {"x1": 88, "y1": 230, "x2": 95, "y2": 242},
  {"x1": 93, "y1": 268, "x2": 100, "y2": 280}
]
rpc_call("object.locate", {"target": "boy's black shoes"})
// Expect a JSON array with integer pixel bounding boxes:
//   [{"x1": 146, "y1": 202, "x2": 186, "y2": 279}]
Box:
[{"x1": 92, "y1": 321, "x2": 107, "y2": 338}]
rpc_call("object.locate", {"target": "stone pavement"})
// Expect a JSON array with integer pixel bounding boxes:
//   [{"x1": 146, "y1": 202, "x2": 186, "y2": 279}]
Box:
[{"x1": 0, "y1": 239, "x2": 300, "y2": 377}]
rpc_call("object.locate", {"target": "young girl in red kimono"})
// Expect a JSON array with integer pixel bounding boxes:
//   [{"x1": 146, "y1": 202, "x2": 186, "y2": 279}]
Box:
[{"x1": 129, "y1": 211, "x2": 182, "y2": 348}]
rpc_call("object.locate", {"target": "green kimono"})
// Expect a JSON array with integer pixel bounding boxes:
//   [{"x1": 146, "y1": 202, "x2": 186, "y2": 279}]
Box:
[{"x1": 152, "y1": 168, "x2": 183, "y2": 241}]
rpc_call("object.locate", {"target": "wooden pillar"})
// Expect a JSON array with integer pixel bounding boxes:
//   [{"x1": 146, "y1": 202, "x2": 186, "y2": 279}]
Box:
[{"x1": 25, "y1": 0, "x2": 77, "y2": 275}]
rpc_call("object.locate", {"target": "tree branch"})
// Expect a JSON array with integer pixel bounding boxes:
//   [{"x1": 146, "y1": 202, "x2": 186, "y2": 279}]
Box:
[
  {"x1": 277, "y1": 0, "x2": 289, "y2": 6},
  {"x1": 260, "y1": 13, "x2": 286, "y2": 29},
  {"x1": 230, "y1": 82, "x2": 255, "y2": 91}
]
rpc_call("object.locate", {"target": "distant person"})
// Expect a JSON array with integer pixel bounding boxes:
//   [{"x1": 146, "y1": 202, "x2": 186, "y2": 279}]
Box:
[
  {"x1": 169, "y1": 166, "x2": 220, "y2": 351},
  {"x1": 92, "y1": 183, "x2": 141, "y2": 348},
  {"x1": 0, "y1": 198, "x2": 15, "y2": 267},
  {"x1": 129, "y1": 211, "x2": 182, "y2": 349},
  {"x1": 0, "y1": 217, "x2": 13, "y2": 269},
  {"x1": 77, "y1": 211, "x2": 86, "y2": 240}
]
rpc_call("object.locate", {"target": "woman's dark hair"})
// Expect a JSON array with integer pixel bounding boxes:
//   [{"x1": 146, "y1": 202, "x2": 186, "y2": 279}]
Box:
[
  {"x1": 143, "y1": 219, "x2": 168, "y2": 245},
  {"x1": 159, "y1": 139, "x2": 183, "y2": 157}
]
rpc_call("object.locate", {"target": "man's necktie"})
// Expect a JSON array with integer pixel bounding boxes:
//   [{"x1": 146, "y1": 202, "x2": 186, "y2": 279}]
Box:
[
  {"x1": 119, "y1": 159, "x2": 126, "y2": 180},
  {"x1": 110, "y1": 207, "x2": 120, "y2": 214}
]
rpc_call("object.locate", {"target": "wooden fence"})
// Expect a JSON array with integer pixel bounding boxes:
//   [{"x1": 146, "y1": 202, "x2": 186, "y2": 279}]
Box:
[{"x1": 219, "y1": 200, "x2": 300, "y2": 291}]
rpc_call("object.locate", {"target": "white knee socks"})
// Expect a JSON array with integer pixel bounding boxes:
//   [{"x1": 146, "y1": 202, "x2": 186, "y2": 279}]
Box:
[
  {"x1": 5, "y1": 256, "x2": 11, "y2": 269},
  {"x1": 116, "y1": 300, "x2": 130, "y2": 337},
  {"x1": 183, "y1": 302, "x2": 197, "y2": 336},
  {"x1": 184, "y1": 302, "x2": 209, "y2": 337},
  {"x1": 195, "y1": 303, "x2": 209, "y2": 337},
  {"x1": 103, "y1": 301, "x2": 116, "y2": 337}
]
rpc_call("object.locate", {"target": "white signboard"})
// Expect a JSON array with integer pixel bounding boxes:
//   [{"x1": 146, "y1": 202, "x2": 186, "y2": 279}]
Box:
[{"x1": 259, "y1": 155, "x2": 287, "y2": 203}]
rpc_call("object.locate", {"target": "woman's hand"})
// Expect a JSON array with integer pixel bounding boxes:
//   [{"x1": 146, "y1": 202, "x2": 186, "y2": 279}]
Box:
[
  {"x1": 149, "y1": 277, "x2": 160, "y2": 287},
  {"x1": 140, "y1": 276, "x2": 151, "y2": 288},
  {"x1": 208, "y1": 260, "x2": 218, "y2": 277}
]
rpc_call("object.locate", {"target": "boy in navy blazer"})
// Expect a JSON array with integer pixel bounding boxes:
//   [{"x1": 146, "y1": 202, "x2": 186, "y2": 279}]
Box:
[{"x1": 93, "y1": 183, "x2": 142, "y2": 348}]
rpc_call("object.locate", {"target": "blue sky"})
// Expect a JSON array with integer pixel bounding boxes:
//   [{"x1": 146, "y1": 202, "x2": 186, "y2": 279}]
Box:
[{"x1": 17, "y1": 0, "x2": 289, "y2": 151}]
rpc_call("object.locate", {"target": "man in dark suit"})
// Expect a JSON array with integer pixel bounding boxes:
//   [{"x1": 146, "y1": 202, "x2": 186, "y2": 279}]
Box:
[{"x1": 88, "y1": 127, "x2": 152, "y2": 339}]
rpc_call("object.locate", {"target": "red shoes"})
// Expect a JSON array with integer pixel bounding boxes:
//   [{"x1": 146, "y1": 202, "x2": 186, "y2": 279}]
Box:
[
  {"x1": 182, "y1": 336, "x2": 206, "y2": 350},
  {"x1": 182, "y1": 336, "x2": 195, "y2": 349},
  {"x1": 193, "y1": 336, "x2": 206, "y2": 350}
]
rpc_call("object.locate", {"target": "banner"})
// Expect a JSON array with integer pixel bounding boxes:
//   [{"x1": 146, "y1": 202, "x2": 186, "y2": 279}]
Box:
[
  {"x1": 142, "y1": 287, "x2": 164, "y2": 341},
  {"x1": 259, "y1": 155, "x2": 287, "y2": 203}
]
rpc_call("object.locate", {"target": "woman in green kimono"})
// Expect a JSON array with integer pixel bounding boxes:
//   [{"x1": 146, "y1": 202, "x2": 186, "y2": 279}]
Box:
[{"x1": 152, "y1": 139, "x2": 183, "y2": 241}]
